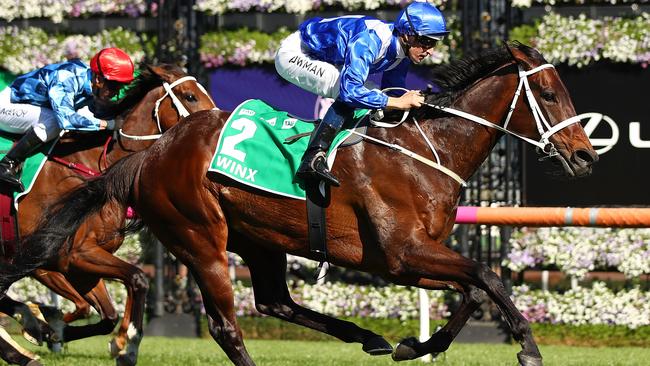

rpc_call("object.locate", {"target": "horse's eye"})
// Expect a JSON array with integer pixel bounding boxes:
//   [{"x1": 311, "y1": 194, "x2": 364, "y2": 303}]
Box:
[
  {"x1": 184, "y1": 93, "x2": 198, "y2": 103},
  {"x1": 540, "y1": 90, "x2": 556, "y2": 102}
]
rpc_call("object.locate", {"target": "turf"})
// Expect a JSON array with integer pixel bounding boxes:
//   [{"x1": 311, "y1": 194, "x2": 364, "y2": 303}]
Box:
[{"x1": 14, "y1": 337, "x2": 650, "y2": 366}]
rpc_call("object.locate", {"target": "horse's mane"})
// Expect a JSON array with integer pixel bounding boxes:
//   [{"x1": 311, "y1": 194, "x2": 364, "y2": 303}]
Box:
[
  {"x1": 423, "y1": 42, "x2": 546, "y2": 108},
  {"x1": 114, "y1": 63, "x2": 186, "y2": 114}
]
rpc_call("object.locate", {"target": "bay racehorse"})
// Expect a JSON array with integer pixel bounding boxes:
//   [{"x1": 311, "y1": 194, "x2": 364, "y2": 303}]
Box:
[
  {"x1": 6, "y1": 43, "x2": 597, "y2": 366},
  {"x1": 0, "y1": 64, "x2": 215, "y2": 366}
]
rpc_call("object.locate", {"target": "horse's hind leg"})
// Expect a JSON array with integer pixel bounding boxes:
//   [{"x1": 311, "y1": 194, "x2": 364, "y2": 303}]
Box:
[
  {"x1": 159, "y1": 230, "x2": 254, "y2": 366},
  {"x1": 392, "y1": 243, "x2": 542, "y2": 366},
  {"x1": 68, "y1": 246, "x2": 148, "y2": 366},
  {"x1": 235, "y1": 242, "x2": 392, "y2": 355}
]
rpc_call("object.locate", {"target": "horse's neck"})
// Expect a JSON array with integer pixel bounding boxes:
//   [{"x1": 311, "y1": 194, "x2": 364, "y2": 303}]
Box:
[
  {"x1": 426, "y1": 78, "x2": 513, "y2": 182},
  {"x1": 109, "y1": 93, "x2": 165, "y2": 163}
]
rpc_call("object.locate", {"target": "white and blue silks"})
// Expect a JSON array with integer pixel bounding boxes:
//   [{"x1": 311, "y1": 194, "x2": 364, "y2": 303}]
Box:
[
  {"x1": 2, "y1": 60, "x2": 105, "y2": 141},
  {"x1": 275, "y1": 16, "x2": 410, "y2": 110}
]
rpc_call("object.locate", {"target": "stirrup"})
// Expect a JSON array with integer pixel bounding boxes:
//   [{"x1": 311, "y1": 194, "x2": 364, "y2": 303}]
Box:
[
  {"x1": 0, "y1": 162, "x2": 25, "y2": 192},
  {"x1": 0, "y1": 174, "x2": 24, "y2": 192},
  {"x1": 311, "y1": 154, "x2": 340, "y2": 187}
]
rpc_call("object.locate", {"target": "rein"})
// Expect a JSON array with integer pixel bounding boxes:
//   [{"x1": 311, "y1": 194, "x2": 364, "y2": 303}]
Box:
[
  {"x1": 118, "y1": 76, "x2": 215, "y2": 141},
  {"x1": 50, "y1": 75, "x2": 215, "y2": 177},
  {"x1": 425, "y1": 64, "x2": 582, "y2": 156},
  {"x1": 352, "y1": 63, "x2": 582, "y2": 187}
]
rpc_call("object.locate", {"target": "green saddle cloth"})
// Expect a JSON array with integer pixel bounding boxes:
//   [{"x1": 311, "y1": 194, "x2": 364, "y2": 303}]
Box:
[
  {"x1": 0, "y1": 133, "x2": 55, "y2": 208},
  {"x1": 209, "y1": 99, "x2": 369, "y2": 199}
]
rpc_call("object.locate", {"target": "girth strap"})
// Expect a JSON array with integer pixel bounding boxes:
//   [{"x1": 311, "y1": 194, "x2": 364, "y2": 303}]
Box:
[{"x1": 305, "y1": 180, "x2": 329, "y2": 271}]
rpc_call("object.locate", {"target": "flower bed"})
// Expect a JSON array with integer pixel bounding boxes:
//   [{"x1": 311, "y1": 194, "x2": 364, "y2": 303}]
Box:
[
  {"x1": 513, "y1": 282, "x2": 650, "y2": 329},
  {"x1": 194, "y1": 0, "x2": 448, "y2": 15},
  {"x1": 0, "y1": 0, "x2": 153, "y2": 23},
  {"x1": 510, "y1": 13, "x2": 650, "y2": 67},
  {"x1": 0, "y1": 26, "x2": 151, "y2": 74},
  {"x1": 513, "y1": 0, "x2": 649, "y2": 7},
  {"x1": 503, "y1": 227, "x2": 650, "y2": 279},
  {"x1": 233, "y1": 280, "x2": 449, "y2": 321}
]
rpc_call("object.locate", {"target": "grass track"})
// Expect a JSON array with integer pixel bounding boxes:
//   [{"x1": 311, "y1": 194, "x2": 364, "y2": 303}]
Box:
[{"x1": 14, "y1": 337, "x2": 650, "y2": 366}]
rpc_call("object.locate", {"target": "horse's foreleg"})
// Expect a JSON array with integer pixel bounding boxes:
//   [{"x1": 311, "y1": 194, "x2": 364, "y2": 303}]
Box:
[
  {"x1": 70, "y1": 247, "x2": 147, "y2": 366},
  {"x1": 0, "y1": 327, "x2": 41, "y2": 366},
  {"x1": 390, "y1": 280, "x2": 482, "y2": 361},
  {"x1": 0, "y1": 295, "x2": 47, "y2": 346},
  {"x1": 390, "y1": 243, "x2": 542, "y2": 366},
  {"x1": 236, "y1": 243, "x2": 392, "y2": 355},
  {"x1": 60, "y1": 278, "x2": 119, "y2": 343},
  {"x1": 32, "y1": 270, "x2": 91, "y2": 324}
]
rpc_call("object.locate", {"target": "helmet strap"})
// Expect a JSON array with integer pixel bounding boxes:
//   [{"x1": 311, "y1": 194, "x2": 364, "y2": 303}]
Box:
[{"x1": 398, "y1": 34, "x2": 412, "y2": 53}]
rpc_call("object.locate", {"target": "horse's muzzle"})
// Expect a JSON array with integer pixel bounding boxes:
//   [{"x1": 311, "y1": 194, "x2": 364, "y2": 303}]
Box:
[{"x1": 568, "y1": 148, "x2": 598, "y2": 177}]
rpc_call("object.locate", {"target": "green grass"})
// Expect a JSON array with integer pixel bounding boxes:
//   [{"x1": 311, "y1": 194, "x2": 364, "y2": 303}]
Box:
[{"x1": 12, "y1": 337, "x2": 650, "y2": 366}]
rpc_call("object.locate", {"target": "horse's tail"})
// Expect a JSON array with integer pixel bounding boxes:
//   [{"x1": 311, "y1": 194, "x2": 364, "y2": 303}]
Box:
[{"x1": 0, "y1": 150, "x2": 147, "y2": 295}]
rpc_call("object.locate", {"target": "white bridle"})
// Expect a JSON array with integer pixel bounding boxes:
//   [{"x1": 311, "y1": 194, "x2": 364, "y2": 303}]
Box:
[
  {"x1": 119, "y1": 76, "x2": 216, "y2": 141},
  {"x1": 426, "y1": 63, "x2": 583, "y2": 157},
  {"x1": 353, "y1": 63, "x2": 584, "y2": 187}
]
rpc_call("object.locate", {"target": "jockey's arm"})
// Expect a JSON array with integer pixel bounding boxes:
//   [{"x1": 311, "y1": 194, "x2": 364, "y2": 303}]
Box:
[
  {"x1": 47, "y1": 71, "x2": 106, "y2": 131},
  {"x1": 338, "y1": 33, "x2": 389, "y2": 110}
]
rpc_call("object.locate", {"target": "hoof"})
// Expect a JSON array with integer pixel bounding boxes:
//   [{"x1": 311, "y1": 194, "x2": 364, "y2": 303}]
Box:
[
  {"x1": 108, "y1": 338, "x2": 123, "y2": 359},
  {"x1": 48, "y1": 341, "x2": 63, "y2": 353},
  {"x1": 116, "y1": 353, "x2": 137, "y2": 366},
  {"x1": 26, "y1": 360, "x2": 43, "y2": 366},
  {"x1": 517, "y1": 352, "x2": 543, "y2": 366},
  {"x1": 392, "y1": 337, "x2": 420, "y2": 361},
  {"x1": 362, "y1": 336, "x2": 393, "y2": 355}
]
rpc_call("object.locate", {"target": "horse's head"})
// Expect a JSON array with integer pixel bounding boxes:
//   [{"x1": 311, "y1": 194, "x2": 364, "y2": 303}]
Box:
[
  {"x1": 146, "y1": 64, "x2": 216, "y2": 131},
  {"x1": 116, "y1": 64, "x2": 216, "y2": 140},
  {"x1": 502, "y1": 43, "x2": 598, "y2": 177}
]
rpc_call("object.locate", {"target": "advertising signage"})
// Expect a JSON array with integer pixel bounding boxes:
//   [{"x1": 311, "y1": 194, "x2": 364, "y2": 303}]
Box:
[{"x1": 523, "y1": 63, "x2": 650, "y2": 206}]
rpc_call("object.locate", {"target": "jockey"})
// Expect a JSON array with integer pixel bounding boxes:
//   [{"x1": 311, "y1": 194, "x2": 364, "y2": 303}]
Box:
[
  {"x1": 275, "y1": 1, "x2": 448, "y2": 187},
  {"x1": 0, "y1": 47, "x2": 134, "y2": 192}
]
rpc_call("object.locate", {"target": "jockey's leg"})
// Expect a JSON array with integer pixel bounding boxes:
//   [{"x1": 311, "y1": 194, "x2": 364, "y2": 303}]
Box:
[
  {"x1": 295, "y1": 101, "x2": 352, "y2": 187},
  {"x1": 0, "y1": 128, "x2": 44, "y2": 192},
  {"x1": 0, "y1": 110, "x2": 60, "y2": 192}
]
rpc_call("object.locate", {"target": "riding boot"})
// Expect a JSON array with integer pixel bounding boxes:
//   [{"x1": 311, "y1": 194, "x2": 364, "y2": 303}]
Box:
[
  {"x1": 0, "y1": 128, "x2": 45, "y2": 192},
  {"x1": 296, "y1": 101, "x2": 352, "y2": 187}
]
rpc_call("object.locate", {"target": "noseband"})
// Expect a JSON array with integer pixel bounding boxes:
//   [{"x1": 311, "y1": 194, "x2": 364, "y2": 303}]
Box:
[{"x1": 119, "y1": 76, "x2": 215, "y2": 141}]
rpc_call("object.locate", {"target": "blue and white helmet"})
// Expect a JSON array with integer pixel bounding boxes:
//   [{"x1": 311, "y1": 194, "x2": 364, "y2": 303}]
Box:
[{"x1": 394, "y1": 2, "x2": 449, "y2": 41}]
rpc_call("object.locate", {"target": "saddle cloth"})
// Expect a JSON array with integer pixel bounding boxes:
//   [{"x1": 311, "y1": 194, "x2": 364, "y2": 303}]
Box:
[
  {"x1": 208, "y1": 99, "x2": 369, "y2": 199},
  {"x1": 0, "y1": 132, "x2": 55, "y2": 209}
]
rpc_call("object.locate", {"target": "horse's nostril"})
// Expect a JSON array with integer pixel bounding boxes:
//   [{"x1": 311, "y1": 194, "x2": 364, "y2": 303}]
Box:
[{"x1": 573, "y1": 149, "x2": 597, "y2": 165}]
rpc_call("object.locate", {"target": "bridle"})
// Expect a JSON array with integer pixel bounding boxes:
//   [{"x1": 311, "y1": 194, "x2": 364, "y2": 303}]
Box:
[
  {"x1": 118, "y1": 76, "x2": 216, "y2": 141},
  {"x1": 355, "y1": 62, "x2": 584, "y2": 187},
  {"x1": 425, "y1": 63, "x2": 584, "y2": 158}
]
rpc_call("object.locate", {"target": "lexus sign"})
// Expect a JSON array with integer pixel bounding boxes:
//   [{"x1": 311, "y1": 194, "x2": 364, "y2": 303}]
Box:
[{"x1": 524, "y1": 64, "x2": 650, "y2": 206}]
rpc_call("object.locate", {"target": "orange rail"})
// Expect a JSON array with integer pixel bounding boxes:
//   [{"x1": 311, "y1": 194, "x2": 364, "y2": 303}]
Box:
[{"x1": 455, "y1": 206, "x2": 650, "y2": 227}]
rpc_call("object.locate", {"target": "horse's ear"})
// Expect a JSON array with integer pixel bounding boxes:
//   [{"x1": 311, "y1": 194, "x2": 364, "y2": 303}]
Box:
[
  {"x1": 503, "y1": 41, "x2": 519, "y2": 63},
  {"x1": 147, "y1": 64, "x2": 175, "y2": 83},
  {"x1": 504, "y1": 41, "x2": 535, "y2": 69}
]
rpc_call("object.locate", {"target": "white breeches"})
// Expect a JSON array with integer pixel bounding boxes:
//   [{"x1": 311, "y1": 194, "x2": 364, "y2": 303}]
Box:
[
  {"x1": 0, "y1": 88, "x2": 94, "y2": 142},
  {"x1": 275, "y1": 31, "x2": 342, "y2": 99}
]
